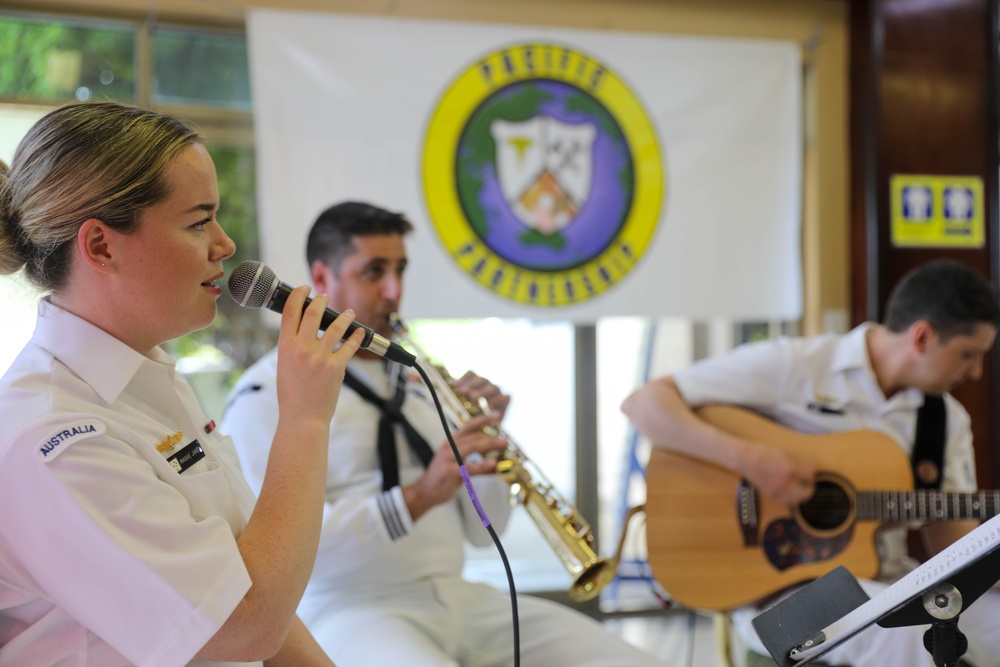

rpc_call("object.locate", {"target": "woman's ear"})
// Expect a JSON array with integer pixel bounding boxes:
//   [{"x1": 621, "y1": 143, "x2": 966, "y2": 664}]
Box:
[{"x1": 77, "y1": 218, "x2": 114, "y2": 272}]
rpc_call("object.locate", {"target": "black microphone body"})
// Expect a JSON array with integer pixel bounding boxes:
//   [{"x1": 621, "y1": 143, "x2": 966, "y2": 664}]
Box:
[{"x1": 228, "y1": 261, "x2": 416, "y2": 367}]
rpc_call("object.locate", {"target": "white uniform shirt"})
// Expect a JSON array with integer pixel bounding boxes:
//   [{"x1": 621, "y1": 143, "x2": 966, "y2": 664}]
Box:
[
  {"x1": 672, "y1": 323, "x2": 978, "y2": 579},
  {"x1": 223, "y1": 351, "x2": 513, "y2": 601},
  {"x1": 0, "y1": 301, "x2": 259, "y2": 667}
]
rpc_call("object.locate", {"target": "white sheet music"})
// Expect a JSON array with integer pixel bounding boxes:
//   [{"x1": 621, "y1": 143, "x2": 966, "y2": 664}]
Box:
[{"x1": 790, "y1": 513, "x2": 1000, "y2": 662}]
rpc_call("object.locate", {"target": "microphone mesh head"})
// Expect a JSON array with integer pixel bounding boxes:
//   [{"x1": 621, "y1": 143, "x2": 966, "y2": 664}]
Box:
[{"x1": 228, "y1": 260, "x2": 275, "y2": 309}]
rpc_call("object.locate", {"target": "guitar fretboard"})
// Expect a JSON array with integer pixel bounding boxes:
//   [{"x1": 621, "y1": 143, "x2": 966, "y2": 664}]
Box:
[{"x1": 856, "y1": 490, "x2": 1000, "y2": 522}]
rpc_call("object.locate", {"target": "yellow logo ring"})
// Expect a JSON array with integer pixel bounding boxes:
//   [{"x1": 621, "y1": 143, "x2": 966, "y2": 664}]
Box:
[{"x1": 424, "y1": 42, "x2": 664, "y2": 306}]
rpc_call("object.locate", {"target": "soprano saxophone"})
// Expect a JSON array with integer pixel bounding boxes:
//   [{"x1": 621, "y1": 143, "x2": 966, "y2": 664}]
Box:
[{"x1": 389, "y1": 313, "x2": 617, "y2": 601}]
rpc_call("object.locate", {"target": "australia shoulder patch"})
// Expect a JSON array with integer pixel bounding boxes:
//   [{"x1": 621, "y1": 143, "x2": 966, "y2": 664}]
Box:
[{"x1": 36, "y1": 420, "x2": 107, "y2": 462}]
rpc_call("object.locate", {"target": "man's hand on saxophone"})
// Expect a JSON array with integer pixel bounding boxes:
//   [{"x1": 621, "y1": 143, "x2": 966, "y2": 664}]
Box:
[
  {"x1": 402, "y1": 401, "x2": 509, "y2": 521},
  {"x1": 451, "y1": 370, "x2": 511, "y2": 420}
]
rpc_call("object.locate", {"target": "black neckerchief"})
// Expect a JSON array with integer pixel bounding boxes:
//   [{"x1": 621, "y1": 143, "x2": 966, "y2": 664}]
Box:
[{"x1": 342, "y1": 366, "x2": 435, "y2": 491}]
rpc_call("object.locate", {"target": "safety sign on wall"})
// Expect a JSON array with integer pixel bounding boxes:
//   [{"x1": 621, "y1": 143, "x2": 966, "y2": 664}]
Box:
[{"x1": 890, "y1": 174, "x2": 984, "y2": 248}]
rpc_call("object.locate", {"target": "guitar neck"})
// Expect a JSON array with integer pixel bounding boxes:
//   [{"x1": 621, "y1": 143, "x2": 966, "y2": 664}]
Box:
[{"x1": 857, "y1": 490, "x2": 1000, "y2": 523}]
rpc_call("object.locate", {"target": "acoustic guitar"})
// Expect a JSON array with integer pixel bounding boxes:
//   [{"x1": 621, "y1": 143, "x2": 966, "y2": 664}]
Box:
[{"x1": 644, "y1": 405, "x2": 1000, "y2": 611}]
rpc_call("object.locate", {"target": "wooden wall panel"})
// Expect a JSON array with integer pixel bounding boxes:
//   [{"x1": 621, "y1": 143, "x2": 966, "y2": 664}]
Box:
[{"x1": 851, "y1": 0, "x2": 1000, "y2": 486}]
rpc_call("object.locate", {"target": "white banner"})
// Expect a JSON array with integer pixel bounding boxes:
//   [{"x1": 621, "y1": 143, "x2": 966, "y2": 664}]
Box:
[{"x1": 247, "y1": 10, "x2": 802, "y2": 320}]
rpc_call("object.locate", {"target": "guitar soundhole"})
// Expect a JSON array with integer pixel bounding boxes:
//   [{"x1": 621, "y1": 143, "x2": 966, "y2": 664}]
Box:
[
  {"x1": 798, "y1": 479, "x2": 851, "y2": 532},
  {"x1": 763, "y1": 477, "x2": 854, "y2": 571}
]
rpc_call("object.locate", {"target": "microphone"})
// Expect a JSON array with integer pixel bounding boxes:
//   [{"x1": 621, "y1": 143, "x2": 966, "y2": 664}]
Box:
[{"x1": 227, "y1": 260, "x2": 416, "y2": 367}]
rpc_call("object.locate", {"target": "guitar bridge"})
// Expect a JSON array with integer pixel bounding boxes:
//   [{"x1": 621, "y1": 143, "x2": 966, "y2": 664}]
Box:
[{"x1": 737, "y1": 479, "x2": 759, "y2": 546}]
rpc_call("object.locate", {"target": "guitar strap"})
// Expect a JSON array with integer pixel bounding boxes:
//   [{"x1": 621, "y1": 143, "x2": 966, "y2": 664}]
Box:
[{"x1": 912, "y1": 394, "x2": 946, "y2": 490}]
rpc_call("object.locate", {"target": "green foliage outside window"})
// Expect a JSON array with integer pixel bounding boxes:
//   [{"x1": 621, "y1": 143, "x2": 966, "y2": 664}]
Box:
[
  {"x1": 153, "y1": 27, "x2": 251, "y2": 110},
  {"x1": 0, "y1": 15, "x2": 134, "y2": 102}
]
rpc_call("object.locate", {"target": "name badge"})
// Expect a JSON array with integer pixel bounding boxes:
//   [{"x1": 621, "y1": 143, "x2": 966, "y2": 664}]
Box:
[{"x1": 168, "y1": 440, "x2": 206, "y2": 474}]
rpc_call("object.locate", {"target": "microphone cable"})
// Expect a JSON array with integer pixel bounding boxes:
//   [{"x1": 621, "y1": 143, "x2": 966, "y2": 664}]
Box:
[{"x1": 412, "y1": 362, "x2": 521, "y2": 667}]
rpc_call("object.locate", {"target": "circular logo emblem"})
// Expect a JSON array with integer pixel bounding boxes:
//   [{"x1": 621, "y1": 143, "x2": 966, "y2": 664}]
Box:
[{"x1": 423, "y1": 43, "x2": 664, "y2": 307}]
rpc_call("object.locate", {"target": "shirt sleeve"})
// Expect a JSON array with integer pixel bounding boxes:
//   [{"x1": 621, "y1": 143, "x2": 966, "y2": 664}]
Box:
[
  {"x1": 0, "y1": 421, "x2": 251, "y2": 667},
  {"x1": 221, "y1": 373, "x2": 279, "y2": 497},
  {"x1": 673, "y1": 337, "x2": 792, "y2": 409},
  {"x1": 942, "y1": 395, "x2": 977, "y2": 492}
]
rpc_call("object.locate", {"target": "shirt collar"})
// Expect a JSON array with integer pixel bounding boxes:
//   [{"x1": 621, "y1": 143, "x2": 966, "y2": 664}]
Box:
[
  {"x1": 32, "y1": 299, "x2": 176, "y2": 405},
  {"x1": 829, "y1": 322, "x2": 875, "y2": 374},
  {"x1": 830, "y1": 321, "x2": 923, "y2": 408}
]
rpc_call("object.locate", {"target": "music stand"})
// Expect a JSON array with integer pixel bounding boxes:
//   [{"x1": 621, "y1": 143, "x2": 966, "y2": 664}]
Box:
[{"x1": 751, "y1": 513, "x2": 1000, "y2": 667}]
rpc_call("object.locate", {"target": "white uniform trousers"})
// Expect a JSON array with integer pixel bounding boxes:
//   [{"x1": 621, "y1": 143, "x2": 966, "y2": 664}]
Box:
[{"x1": 299, "y1": 575, "x2": 667, "y2": 667}]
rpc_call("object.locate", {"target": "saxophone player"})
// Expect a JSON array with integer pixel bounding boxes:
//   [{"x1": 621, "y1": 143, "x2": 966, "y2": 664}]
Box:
[{"x1": 223, "y1": 201, "x2": 667, "y2": 667}]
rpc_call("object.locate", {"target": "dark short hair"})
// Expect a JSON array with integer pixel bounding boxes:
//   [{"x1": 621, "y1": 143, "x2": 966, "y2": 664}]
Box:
[
  {"x1": 305, "y1": 201, "x2": 413, "y2": 272},
  {"x1": 884, "y1": 259, "x2": 1000, "y2": 340}
]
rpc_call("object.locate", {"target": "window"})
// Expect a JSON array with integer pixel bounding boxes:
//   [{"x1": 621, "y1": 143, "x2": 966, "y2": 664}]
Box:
[
  {"x1": 0, "y1": 14, "x2": 134, "y2": 103},
  {"x1": 152, "y1": 27, "x2": 251, "y2": 110},
  {"x1": 0, "y1": 11, "x2": 262, "y2": 404}
]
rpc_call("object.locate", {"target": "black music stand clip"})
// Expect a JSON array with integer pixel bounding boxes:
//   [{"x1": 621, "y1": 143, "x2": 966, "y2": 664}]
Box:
[{"x1": 751, "y1": 514, "x2": 1000, "y2": 667}]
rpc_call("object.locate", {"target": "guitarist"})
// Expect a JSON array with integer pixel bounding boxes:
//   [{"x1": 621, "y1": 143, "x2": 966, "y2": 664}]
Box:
[{"x1": 622, "y1": 259, "x2": 1000, "y2": 667}]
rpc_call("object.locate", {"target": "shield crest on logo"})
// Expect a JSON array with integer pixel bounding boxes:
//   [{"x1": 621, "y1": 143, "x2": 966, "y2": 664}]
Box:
[{"x1": 491, "y1": 116, "x2": 596, "y2": 235}]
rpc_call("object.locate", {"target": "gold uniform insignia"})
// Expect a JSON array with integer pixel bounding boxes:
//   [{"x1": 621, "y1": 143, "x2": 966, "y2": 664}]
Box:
[{"x1": 156, "y1": 431, "x2": 184, "y2": 453}]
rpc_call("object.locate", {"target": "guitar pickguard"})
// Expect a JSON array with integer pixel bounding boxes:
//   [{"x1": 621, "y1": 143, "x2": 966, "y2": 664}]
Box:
[{"x1": 762, "y1": 518, "x2": 854, "y2": 571}]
